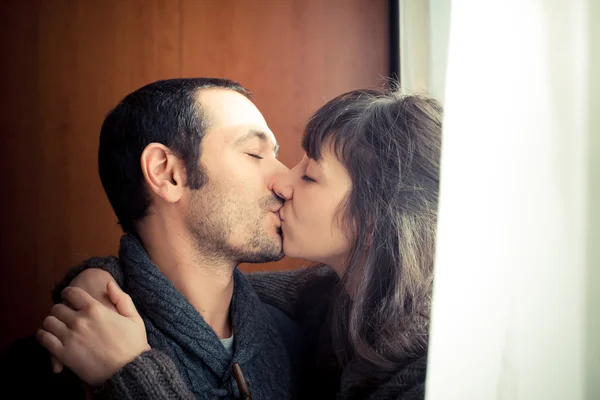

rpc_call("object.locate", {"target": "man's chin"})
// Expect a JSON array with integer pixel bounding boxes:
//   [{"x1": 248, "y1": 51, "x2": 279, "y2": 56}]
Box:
[
  {"x1": 240, "y1": 238, "x2": 284, "y2": 263},
  {"x1": 271, "y1": 250, "x2": 285, "y2": 261},
  {"x1": 253, "y1": 244, "x2": 285, "y2": 263},
  {"x1": 241, "y1": 251, "x2": 284, "y2": 264},
  {"x1": 232, "y1": 229, "x2": 284, "y2": 263}
]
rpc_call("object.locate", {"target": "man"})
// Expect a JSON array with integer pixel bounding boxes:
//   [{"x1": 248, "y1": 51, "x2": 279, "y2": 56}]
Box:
[{"x1": 3, "y1": 78, "x2": 296, "y2": 398}]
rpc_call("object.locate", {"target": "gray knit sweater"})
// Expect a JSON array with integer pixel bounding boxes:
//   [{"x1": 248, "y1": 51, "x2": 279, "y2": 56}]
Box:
[
  {"x1": 56, "y1": 246, "x2": 426, "y2": 399},
  {"x1": 246, "y1": 269, "x2": 427, "y2": 400},
  {"x1": 55, "y1": 234, "x2": 294, "y2": 399}
]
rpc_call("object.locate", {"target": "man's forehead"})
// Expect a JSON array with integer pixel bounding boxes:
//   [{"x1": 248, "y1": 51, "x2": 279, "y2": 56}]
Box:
[
  {"x1": 196, "y1": 88, "x2": 277, "y2": 145},
  {"x1": 196, "y1": 88, "x2": 265, "y2": 127}
]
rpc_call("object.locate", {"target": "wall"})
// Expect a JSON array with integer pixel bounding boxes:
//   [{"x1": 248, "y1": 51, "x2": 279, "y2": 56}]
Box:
[{"x1": 0, "y1": 0, "x2": 388, "y2": 351}]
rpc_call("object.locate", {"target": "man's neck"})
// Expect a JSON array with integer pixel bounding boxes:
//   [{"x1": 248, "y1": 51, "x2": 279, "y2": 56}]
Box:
[{"x1": 137, "y1": 221, "x2": 235, "y2": 339}]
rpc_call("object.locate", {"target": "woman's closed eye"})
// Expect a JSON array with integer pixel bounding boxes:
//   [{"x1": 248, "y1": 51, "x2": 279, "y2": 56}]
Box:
[
  {"x1": 246, "y1": 153, "x2": 263, "y2": 160},
  {"x1": 302, "y1": 175, "x2": 316, "y2": 182}
]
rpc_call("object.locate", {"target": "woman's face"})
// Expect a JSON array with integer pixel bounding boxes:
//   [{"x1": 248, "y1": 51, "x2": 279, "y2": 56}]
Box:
[{"x1": 269, "y1": 147, "x2": 352, "y2": 276}]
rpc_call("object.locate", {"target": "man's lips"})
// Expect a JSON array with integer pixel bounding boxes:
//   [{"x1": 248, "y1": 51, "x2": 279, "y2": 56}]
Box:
[{"x1": 269, "y1": 210, "x2": 282, "y2": 230}]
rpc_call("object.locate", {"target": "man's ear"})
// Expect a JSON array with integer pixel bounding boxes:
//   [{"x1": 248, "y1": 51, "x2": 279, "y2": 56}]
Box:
[{"x1": 140, "y1": 143, "x2": 185, "y2": 203}]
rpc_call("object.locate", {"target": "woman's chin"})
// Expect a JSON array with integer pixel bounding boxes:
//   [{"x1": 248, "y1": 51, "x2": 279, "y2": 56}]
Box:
[
  {"x1": 282, "y1": 241, "x2": 305, "y2": 260},
  {"x1": 282, "y1": 241, "x2": 295, "y2": 258}
]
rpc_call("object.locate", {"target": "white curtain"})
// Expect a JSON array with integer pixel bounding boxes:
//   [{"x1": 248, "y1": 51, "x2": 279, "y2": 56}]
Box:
[
  {"x1": 399, "y1": 0, "x2": 451, "y2": 101},
  {"x1": 421, "y1": 0, "x2": 600, "y2": 399}
]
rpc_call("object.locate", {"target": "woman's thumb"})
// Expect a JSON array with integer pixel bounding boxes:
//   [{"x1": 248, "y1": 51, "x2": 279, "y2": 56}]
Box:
[{"x1": 106, "y1": 280, "x2": 139, "y2": 318}]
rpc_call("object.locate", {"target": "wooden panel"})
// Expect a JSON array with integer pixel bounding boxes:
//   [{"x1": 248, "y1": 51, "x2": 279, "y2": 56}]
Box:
[
  {"x1": 180, "y1": 0, "x2": 389, "y2": 272},
  {"x1": 0, "y1": 0, "x2": 181, "y2": 351},
  {"x1": 0, "y1": 0, "x2": 43, "y2": 352},
  {"x1": 0, "y1": 0, "x2": 387, "y2": 350}
]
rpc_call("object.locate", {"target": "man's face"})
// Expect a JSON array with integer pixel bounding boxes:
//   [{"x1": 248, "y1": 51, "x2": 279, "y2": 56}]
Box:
[{"x1": 183, "y1": 88, "x2": 287, "y2": 263}]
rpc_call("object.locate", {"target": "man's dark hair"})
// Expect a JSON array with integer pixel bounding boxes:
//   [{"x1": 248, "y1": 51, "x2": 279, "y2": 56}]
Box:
[{"x1": 98, "y1": 78, "x2": 251, "y2": 233}]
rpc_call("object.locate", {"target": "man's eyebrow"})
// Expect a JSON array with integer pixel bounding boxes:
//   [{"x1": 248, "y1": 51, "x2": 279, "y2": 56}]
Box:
[{"x1": 235, "y1": 129, "x2": 279, "y2": 157}]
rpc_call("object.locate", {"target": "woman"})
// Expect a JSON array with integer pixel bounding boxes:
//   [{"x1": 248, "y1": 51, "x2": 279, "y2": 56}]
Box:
[
  {"x1": 257, "y1": 88, "x2": 441, "y2": 399},
  {"x1": 41, "y1": 88, "x2": 442, "y2": 399}
]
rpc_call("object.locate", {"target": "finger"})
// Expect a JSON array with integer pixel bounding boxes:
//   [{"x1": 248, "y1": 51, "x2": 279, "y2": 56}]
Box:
[
  {"x1": 61, "y1": 286, "x2": 98, "y2": 311},
  {"x1": 51, "y1": 356, "x2": 64, "y2": 374},
  {"x1": 107, "y1": 280, "x2": 139, "y2": 319},
  {"x1": 50, "y1": 303, "x2": 78, "y2": 327},
  {"x1": 36, "y1": 329, "x2": 64, "y2": 359},
  {"x1": 41, "y1": 315, "x2": 69, "y2": 342},
  {"x1": 71, "y1": 269, "x2": 118, "y2": 312}
]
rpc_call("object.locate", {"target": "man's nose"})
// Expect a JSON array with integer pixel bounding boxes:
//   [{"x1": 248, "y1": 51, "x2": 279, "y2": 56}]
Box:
[{"x1": 268, "y1": 169, "x2": 293, "y2": 201}]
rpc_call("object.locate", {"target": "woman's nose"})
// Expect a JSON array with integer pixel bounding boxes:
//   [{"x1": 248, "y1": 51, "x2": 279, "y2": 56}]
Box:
[{"x1": 268, "y1": 170, "x2": 293, "y2": 201}]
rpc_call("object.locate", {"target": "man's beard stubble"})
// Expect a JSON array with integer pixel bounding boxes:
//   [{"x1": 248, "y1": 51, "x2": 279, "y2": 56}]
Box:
[{"x1": 184, "y1": 182, "x2": 284, "y2": 265}]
